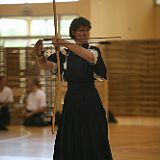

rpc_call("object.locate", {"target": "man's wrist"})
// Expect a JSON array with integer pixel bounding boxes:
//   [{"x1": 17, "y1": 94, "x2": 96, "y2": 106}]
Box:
[
  {"x1": 37, "y1": 49, "x2": 45, "y2": 57},
  {"x1": 38, "y1": 56, "x2": 47, "y2": 63}
]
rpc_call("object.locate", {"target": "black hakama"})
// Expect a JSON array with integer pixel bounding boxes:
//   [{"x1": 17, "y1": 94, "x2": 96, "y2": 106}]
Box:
[{"x1": 47, "y1": 44, "x2": 113, "y2": 160}]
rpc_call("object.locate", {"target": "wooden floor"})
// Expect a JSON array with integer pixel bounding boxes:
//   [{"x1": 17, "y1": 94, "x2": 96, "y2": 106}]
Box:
[{"x1": 0, "y1": 117, "x2": 160, "y2": 160}]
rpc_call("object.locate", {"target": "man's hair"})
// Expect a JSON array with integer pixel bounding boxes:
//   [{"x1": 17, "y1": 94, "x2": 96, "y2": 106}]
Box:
[
  {"x1": 69, "y1": 17, "x2": 92, "y2": 39},
  {"x1": 31, "y1": 79, "x2": 40, "y2": 87}
]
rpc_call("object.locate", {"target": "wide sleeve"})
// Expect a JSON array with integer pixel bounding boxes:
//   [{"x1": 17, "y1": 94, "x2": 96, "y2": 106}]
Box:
[
  {"x1": 90, "y1": 46, "x2": 107, "y2": 79},
  {"x1": 47, "y1": 51, "x2": 65, "y2": 63},
  {"x1": 47, "y1": 51, "x2": 66, "y2": 75}
]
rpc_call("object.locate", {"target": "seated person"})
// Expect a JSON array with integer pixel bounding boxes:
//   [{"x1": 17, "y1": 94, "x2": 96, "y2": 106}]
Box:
[
  {"x1": 22, "y1": 79, "x2": 48, "y2": 126},
  {"x1": 0, "y1": 76, "x2": 14, "y2": 131}
]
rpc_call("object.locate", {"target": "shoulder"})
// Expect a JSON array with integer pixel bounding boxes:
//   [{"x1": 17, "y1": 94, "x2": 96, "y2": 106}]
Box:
[
  {"x1": 89, "y1": 45, "x2": 101, "y2": 54},
  {"x1": 47, "y1": 50, "x2": 66, "y2": 62},
  {"x1": 4, "y1": 86, "x2": 13, "y2": 93},
  {"x1": 36, "y1": 89, "x2": 46, "y2": 97}
]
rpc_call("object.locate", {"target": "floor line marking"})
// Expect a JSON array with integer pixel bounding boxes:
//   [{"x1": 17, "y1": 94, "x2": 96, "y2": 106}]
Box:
[{"x1": 0, "y1": 130, "x2": 31, "y2": 143}]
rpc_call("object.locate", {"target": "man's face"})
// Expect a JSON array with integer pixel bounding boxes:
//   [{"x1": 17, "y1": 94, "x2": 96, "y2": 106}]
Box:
[{"x1": 72, "y1": 26, "x2": 90, "y2": 44}]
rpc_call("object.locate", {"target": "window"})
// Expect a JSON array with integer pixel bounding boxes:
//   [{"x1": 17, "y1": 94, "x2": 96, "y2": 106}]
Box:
[
  {"x1": 155, "y1": 0, "x2": 160, "y2": 4},
  {"x1": 0, "y1": 0, "x2": 79, "y2": 4},
  {"x1": 0, "y1": 15, "x2": 77, "y2": 37},
  {"x1": 27, "y1": 0, "x2": 79, "y2": 3},
  {"x1": 0, "y1": 18, "x2": 28, "y2": 47},
  {"x1": 0, "y1": 0, "x2": 26, "y2": 4},
  {"x1": 60, "y1": 15, "x2": 78, "y2": 38},
  {"x1": 0, "y1": 15, "x2": 77, "y2": 47},
  {"x1": 31, "y1": 19, "x2": 54, "y2": 36},
  {"x1": 0, "y1": 19, "x2": 28, "y2": 36}
]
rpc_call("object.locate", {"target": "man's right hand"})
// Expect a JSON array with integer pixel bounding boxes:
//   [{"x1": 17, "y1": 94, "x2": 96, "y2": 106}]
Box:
[{"x1": 34, "y1": 40, "x2": 44, "y2": 57}]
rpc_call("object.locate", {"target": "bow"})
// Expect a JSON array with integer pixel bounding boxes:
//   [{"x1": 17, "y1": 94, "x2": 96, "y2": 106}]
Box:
[
  {"x1": 50, "y1": 0, "x2": 121, "y2": 133},
  {"x1": 51, "y1": 0, "x2": 61, "y2": 134}
]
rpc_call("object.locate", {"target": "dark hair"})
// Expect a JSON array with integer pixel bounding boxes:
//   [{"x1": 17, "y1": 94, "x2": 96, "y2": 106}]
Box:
[
  {"x1": 31, "y1": 79, "x2": 40, "y2": 87},
  {"x1": 69, "y1": 17, "x2": 92, "y2": 39}
]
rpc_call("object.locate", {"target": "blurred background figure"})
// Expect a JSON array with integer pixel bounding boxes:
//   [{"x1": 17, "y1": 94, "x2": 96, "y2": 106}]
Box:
[
  {"x1": 22, "y1": 79, "x2": 49, "y2": 126},
  {"x1": 108, "y1": 110, "x2": 118, "y2": 123},
  {"x1": 0, "y1": 76, "x2": 14, "y2": 131}
]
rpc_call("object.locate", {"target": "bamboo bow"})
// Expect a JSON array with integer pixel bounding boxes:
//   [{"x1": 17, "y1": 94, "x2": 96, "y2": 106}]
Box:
[
  {"x1": 51, "y1": 0, "x2": 61, "y2": 134},
  {"x1": 50, "y1": 0, "x2": 122, "y2": 133}
]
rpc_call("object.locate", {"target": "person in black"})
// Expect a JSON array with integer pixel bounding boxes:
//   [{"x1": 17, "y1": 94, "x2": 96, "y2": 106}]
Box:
[{"x1": 35, "y1": 17, "x2": 113, "y2": 160}]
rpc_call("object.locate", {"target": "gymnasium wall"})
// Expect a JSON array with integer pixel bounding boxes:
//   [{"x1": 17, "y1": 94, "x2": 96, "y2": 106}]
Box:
[
  {"x1": 90, "y1": 0, "x2": 160, "y2": 39},
  {"x1": 0, "y1": 0, "x2": 160, "y2": 39},
  {"x1": 100, "y1": 39, "x2": 160, "y2": 116}
]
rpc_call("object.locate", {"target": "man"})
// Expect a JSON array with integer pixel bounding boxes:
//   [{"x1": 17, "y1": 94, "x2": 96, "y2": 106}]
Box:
[
  {"x1": 22, "y1": 79, "x2": 48, "y2": 126},
  {"x1": 0, "y1": 76, "x2": 14, "y2": 131},
  {"x1": 35, "y1": 17, "x2": 113, "y2": 160}
]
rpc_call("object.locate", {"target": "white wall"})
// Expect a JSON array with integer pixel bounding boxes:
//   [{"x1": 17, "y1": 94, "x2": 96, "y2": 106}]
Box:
[{"x1": 90, "y1": 0, "x2": 159, "y2": 39}]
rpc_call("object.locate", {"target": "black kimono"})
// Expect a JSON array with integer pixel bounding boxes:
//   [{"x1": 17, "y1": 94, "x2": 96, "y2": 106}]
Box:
[{"x1": 47, "y1": 44, "x2": 113, "y2": 160}]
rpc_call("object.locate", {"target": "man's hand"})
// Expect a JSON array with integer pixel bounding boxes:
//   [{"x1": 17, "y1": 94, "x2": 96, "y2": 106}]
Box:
[
  {"x1": 52, "y1": 36, "x2": 68, "y2": 46},
  {"x1": 34, "y1": 39, "x2": 44, "y2": 57}
]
